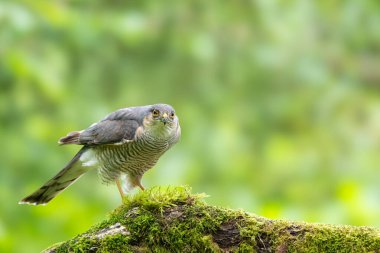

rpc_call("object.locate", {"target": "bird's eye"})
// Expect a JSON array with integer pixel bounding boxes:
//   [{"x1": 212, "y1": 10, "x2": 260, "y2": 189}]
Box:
[
  {"x1": 152, "y1": 109, "x2": 160, "y2": 117},
  {"x1": 170, "y1": 112, "x2": 175, "y2": 118}
]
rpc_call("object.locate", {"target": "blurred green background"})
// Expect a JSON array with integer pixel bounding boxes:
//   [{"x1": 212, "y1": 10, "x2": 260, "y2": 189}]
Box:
[{"x1": 1, "y1": 0, "x2": 380, "y2": 252}]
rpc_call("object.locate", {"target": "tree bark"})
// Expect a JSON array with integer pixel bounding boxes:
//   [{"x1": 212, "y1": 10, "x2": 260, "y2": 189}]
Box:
[{"x1": 44, "y1": 186, "x2": 380, "y2": 253}]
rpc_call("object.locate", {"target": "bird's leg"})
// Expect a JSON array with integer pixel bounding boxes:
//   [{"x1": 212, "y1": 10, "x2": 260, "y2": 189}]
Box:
[
  {"x1": 116, "y1": 179, "x2": 125, "y2": 199},
  {"x1": 133, "y1": 177, "x2": 145, "y2": 191},
  {"x1": 137, "y1": 181, "x2": 145, "y2": 191}
]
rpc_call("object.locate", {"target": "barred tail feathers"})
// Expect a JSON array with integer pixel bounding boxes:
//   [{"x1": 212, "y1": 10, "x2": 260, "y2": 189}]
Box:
[{"x1": 19, "y1": 147, "x2": 93, "y2": 205}]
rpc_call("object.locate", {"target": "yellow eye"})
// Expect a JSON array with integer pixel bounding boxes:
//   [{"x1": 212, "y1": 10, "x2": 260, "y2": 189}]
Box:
[
  {"x1": 170, "y1": 112, "x2": 175, "y2": 118},
  {"x1": 152, "y1": 109, "x2": 160, "y2": 117}
]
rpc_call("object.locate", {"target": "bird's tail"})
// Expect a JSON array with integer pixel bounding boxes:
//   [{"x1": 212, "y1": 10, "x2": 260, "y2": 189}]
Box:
[{"x1": 19, "y1": 147, "x2": 92, "y2": 205}]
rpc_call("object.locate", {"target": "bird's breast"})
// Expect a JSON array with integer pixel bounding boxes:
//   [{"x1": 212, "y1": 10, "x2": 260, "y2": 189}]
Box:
[{"x1": 94, "y1": 135, "x2": 170, "y2": 182}]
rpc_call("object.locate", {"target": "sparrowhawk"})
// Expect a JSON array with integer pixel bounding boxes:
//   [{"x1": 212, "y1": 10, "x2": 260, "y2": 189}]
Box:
[{"x1": 19, "y1": 104, "x2": 181, "y2": 205}]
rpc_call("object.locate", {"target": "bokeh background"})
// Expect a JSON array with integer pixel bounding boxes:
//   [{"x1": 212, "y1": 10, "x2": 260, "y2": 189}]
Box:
[{"x1": 1, "y1": 0, "x2": 380, "y2": 252}]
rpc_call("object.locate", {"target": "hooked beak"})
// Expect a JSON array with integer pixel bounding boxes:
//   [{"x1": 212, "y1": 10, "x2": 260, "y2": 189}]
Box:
[{"x1": 161, "y1": 113, "x2": 169, "y2": 125}]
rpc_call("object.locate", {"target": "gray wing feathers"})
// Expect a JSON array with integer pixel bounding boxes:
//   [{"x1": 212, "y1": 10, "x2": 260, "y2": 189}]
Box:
[
  {"x1": 21, "y1": 106, "x2": 150, "y2": 205},
  {"x1": 58, "y1": 131, "x2": 81, "y2": 145},
  {"x1": 103, "y1": 108, "x2": 142, "y2": 122},
  {"x1": 59, "y1": 108, "x2": 145, "y2": 146},
  {"x1": 79, "y1": 120, "x2": 139, "y2": 145}
]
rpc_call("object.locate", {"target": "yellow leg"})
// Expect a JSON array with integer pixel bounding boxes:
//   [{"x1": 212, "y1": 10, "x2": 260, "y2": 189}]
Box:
[
  {"x1": 137, "y1": 181, "x2": 145, "y2": 191},
  {"x1": 133, "y1": 177, "x2": 145, "y2": 191},
  {"x1": 116, "y1": 179, "x2": 124, "y2": 199}
]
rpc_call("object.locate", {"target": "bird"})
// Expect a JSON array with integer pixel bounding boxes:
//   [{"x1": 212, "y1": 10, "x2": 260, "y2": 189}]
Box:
[{"x1": 19, "y1": 104, "x2": 181, "y2": 205}]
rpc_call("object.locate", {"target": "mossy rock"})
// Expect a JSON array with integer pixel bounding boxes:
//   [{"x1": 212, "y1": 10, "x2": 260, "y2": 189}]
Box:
[{"x1": 44, "y1": 186, "x2": 380, "y2": 253}]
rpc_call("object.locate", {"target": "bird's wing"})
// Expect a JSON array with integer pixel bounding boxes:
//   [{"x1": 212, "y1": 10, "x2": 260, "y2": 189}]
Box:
[
  {"x1": 79, "y1": 119, "x2": 140, "y2": 145},
  {"x1": 59, "y1": 108, "x2": 143, "y2": 146}
]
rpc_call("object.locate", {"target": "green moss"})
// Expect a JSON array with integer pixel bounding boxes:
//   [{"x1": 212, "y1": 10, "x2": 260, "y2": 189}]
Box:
[
  {"x1": 236, "y1": 242, "x2": 255, "y2": 253},
  {"x1": 45, "y1": 186, "x2": 380, "y2": 253},
  {"x1": 97, "y1": 234, "x2": 132, "y2": 253}
]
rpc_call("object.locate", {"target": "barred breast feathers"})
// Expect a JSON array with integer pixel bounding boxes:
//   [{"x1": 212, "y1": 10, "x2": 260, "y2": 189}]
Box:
[{"x1": 83, "y1": 116, "x2": 180, "y2": 184}]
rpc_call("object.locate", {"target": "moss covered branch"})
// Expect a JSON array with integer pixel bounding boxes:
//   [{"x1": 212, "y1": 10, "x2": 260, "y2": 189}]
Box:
[{"x1": 44, "y1": 186, "x2": 380, "y2": 253}]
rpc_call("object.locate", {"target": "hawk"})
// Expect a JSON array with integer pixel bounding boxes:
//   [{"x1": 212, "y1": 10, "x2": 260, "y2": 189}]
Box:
[{"x1": 19, "y1": 104, "x2": 181, "y2": 205}]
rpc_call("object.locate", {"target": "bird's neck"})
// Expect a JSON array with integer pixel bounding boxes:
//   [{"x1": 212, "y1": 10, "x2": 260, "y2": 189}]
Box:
[{"x1": 145, "y1": 125, "x2": 175, "y2": 140}]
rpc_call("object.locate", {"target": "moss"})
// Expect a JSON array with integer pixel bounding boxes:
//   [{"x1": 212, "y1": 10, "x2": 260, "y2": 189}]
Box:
[
  {"x1": 97, "y1": 234, "x2": 132, "y2": 253},
  {"x1": 236, "y1": 242, "x2": 255, "y2": 253},
  {"x1": 45, "y1": 186, "x2": 380, "y2": 253}
]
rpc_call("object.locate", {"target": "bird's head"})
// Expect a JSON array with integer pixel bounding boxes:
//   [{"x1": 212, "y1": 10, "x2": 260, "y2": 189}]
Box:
[{"x1": 143, "y1": 104, "x2": 179, "y2": 136}]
